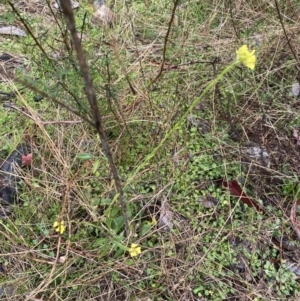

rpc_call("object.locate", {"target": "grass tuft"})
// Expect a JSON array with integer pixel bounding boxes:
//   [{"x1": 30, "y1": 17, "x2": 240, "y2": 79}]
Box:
[{"x1": 1, "y1": 0, "x2": 300, "y2": 300}]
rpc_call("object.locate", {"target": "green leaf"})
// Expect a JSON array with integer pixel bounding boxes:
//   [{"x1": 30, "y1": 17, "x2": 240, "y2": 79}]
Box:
[
  {"x1": 91, "y1": 198, "x2": 100, "y2": 206},
  {"x1": 140, "y1": 222, "x2": 151, "y2": 236},
  {"x1": 112, "y1": 238, "x2": 128, "y2": 251},
  {"x1": 109, "y1": 206, "x2": 120, "y2": 218},
  {"x1": 100, "y1": 198, "x2": 111, "y2": 205},
  {"x1": 106, "y1": 215, "x2": 125, "y2": 234},
  {"x1": 92, "y1": 159, "x2": 100, "y2": 174},
  {"x1": 77, "y1": 153, "x2": 93, "y2": 160},
  {"x1": 93, "y1": 238, "x2": 110, "y2": 247}
]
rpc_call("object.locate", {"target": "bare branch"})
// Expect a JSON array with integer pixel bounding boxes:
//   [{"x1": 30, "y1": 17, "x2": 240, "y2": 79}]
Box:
[
  {"x1": 152, "y1": 0, "x2": 180, "y2": 84},
  {"x1": 59, "y1": 0, "x2": 129, "y2": 236}
]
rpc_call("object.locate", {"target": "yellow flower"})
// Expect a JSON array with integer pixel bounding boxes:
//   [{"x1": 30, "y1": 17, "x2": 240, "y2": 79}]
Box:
[
  {"x1": 151, "y1": 217, "x2": 157, "y2": 225},
  {"x1": 128, "y1": 243, "x2": 141, "y2": 257},
  {"x1": 147, "y1": 217, "x2": 157, "y2": 226},
  {"x1": 53, "y1": 220, "x2": 66, "y2": 234},
  {"x1": 236, "y1": 45, "x2": 256, "y2": 70}
]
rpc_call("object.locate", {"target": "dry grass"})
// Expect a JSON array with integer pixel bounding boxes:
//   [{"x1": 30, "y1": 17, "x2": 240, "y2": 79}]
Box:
[{"x1": 1, "y1": 0, "x2": 300, "y2": 300}]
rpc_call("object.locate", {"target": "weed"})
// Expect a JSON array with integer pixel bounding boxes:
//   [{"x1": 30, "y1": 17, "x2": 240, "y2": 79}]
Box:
[{"x1": 1, "y1": 0, "x2": 300, "y2": 300}]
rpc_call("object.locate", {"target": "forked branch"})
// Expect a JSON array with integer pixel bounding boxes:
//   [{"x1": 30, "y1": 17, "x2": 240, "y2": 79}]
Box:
[{"x1": 59, "y1": 0, "x2": 129, "y2": 236}]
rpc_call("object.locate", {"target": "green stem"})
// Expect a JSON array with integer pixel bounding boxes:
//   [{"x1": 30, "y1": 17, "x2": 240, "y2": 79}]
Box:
[
  {"x1": 110, "y1": 61, "x2": 239, "y2": 207},
  {"x1": 125, "y1": 62, "x2": 238, "y2": 186}
]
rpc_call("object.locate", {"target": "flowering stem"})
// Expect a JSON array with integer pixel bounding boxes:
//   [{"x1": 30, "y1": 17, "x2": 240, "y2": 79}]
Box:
[{"x1": 124, "y1": 62, "x2": 238, "y2": 188}]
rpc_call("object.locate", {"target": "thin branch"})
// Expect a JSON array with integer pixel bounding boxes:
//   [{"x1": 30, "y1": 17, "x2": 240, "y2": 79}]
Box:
[
  {"x1": 45, "y1": 0, "x2": 73, "y2": 56},
  {"x1": 110, "y1": 38, "x2": 137, "y2": 95},
  {"x1": 7, "y1": 1, "x2": 55, "y2": 68},
  {"x1": 40, "y1": 120, "x2": 82, "y2": 125},
  {"x1": 8, "y1": 0, "x2": 86, "y2": 109},
  {"x1": 152, "y1": 0, "x2": 180, "y2": 84},
  {"x1": 274, "y1": 0, "x2": 300, "y2": 70},
  {"x1": 59, "y1": 0, "x2": 129, "y2": 236},
  {"x1": 3, "y1": 104, "x2": 82, "y2": 125},
  {"x1": 151, "y1": 59, "x2": 218, "y2": 70},
  {"x1": 229, "y1": 0, "x2": 240, "y2": 41},
  {"x1": 2, "y1": 74, "x2": 95, "y2": 126},
  {"x1": 124, "y1": 1, "x2": 146, "y2": 84}
]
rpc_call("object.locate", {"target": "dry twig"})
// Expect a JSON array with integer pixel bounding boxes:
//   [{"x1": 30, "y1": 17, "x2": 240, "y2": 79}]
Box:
[{"x1": 59, "y1": 0, "x2": 129, "y2": 236}]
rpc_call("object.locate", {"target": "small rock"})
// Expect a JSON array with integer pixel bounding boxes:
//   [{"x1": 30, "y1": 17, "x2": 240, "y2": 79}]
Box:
[
  {"x1": 289, "y1": 82, "x2": 300, "y2": 97},
  {"x1": 0, "y1": 26, "x2": 26, "y2": 37},
  {"x1": 91, "y1": 1, "x2": 115, "y2": 28},
  {"x1": 240, "y1": 142, "x2": 270, "y2": 178}
]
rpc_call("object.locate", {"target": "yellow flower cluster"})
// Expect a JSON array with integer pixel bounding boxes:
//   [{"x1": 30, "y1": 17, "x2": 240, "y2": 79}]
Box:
[
  {"x1": 236, "y1": 45, "x2": 256, "y2": 70},
  {"x1": 53, "y1": 220, "x2": 66, "y2": 234},
  {"x1": 128, "y1": 243, "x2": 141, "y2": 257}
]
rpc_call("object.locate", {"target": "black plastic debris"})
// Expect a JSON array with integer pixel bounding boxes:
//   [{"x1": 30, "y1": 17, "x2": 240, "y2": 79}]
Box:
[
  {"x1": 33, "y1": 95, "x2": 44, "y2": 102},
  {"x1": 0, "y1": 53, "x2": 13, "y2": 62},
  {"x1": 0, "y1": 144, "x2": 31, "y2": 218}
]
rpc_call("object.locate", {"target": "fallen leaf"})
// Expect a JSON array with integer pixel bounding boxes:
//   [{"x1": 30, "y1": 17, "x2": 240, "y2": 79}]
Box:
[
  {"x1": 198, "y1": 196, "x2": 218, "y2": 208},
  {"x1": 158, "y1": 195, "x2": 174, "y2": 231},
  {"x1": 293, "y1": 128, "x2": 300, "y2": 146},
  {"x1": 222, "y1": 180, "x2": 265, "y2": 213},
  {"x1": 285, "y1": 258, "x2": 300, "y2": 279},
  {"x1": 272, "y1": 236, "x2": 296, "y2": 251},
  {"x1": 290, "y1": 200, "x2": 300, "y2": 240},
  {"x1": 22, "y1": 153, "x2": 32, "y2": 166}
]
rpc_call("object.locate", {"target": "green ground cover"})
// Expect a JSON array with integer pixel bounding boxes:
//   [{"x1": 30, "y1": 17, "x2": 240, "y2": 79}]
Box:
[{"x1": 1, "y1": 0, "x2": 300, "y2": 300}]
